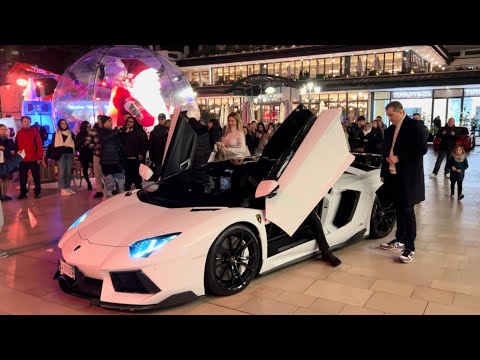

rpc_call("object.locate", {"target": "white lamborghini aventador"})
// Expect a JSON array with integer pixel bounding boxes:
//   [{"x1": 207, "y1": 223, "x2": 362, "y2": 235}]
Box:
[{"x1": 55, "y1": 106, "x2": 395, "y2": 310}]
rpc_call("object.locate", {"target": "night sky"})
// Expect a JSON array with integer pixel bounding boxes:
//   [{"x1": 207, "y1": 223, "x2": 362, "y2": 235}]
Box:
[
  {"x1": 11, "y1": 45, "x2": 128, "y2": 94},
  {"x1": 11, "y1": 45, "x2": 183, "y2": 94}
]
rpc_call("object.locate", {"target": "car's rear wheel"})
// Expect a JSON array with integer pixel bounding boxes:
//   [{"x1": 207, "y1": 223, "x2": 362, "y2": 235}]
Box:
[
  {"x1": 205, "y1": 225, "x2": 261, "y2": 296},
  {"x1": 369, "y1": 195, "x2": 396, "y2": 239}
]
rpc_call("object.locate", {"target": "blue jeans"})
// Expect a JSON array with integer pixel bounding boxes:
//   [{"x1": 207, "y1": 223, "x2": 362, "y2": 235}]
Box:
[
  {"x1": 103, "y1": 172, "x2": 125, "y2": 197},
  {"x1": 58, "y1": 152, "x2": 74, "y2": 189}
]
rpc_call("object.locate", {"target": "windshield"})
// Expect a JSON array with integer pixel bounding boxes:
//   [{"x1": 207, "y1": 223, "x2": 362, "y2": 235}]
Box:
[
  {"x1": 137, "y1": 157, "x2": 270, "y2": 209},
  {"x1": 139, "y1": 104, "x2": 316, "y2": 209}
]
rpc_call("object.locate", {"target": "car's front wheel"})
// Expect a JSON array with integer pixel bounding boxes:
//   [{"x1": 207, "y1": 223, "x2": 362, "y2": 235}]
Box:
[
  {"x1": 205, "y1": 224, "x2": 261, "y2": 296},
  {"x1": 369, "y1": 195, "x2": 396, "y2": 239}
]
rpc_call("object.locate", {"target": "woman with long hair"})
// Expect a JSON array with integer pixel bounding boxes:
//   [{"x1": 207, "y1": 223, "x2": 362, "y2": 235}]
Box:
[
  {"x1": 255, "y1": 121, "x2": 273, "y2": 156},
  {"x1": 75, "y1": 121, "x2": 93, "y2": 190},
  {"x1": 53, "y1": 119, "x2": 76, "y2": 196},
  {"x1": 215, "y1": 112, "x2": 250, "y2": 160},
  {"x1": 0, "y1": 124, "x2": 17, "y2": 200}
]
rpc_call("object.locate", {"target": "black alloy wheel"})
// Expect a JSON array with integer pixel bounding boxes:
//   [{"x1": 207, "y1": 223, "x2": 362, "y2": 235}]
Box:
[
  {"x1": 205, "y1": 224, "x2": 261, "y2": 296},
  {"x1": 369, "y1": 195, "x2": 396, "y2": 239}
]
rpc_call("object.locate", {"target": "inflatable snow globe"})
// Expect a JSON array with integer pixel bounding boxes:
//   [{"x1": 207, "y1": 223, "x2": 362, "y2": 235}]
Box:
[{"x1": 52, "y1": 45, "x2": 199, "y2": 131}]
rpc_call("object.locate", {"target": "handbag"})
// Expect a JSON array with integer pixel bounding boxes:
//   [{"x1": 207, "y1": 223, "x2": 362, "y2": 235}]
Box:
[{"x1": 46, "y1": 143, "x2": 62, "y2": 161}]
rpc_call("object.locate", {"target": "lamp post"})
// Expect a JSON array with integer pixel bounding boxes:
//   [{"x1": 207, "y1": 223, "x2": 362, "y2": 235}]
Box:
[{"x1": 300, "y1": 82, "x2": 321, "y2": 113}]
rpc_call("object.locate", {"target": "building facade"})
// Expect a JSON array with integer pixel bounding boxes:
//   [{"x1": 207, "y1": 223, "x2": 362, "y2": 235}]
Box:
[{"x1": 176, "y1": 45, "x2": 480, "y2": 128}]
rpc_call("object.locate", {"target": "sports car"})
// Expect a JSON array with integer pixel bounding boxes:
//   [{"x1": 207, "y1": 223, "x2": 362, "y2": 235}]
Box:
[
  {"x1": 433, "y1": 126, "x2": 475, "y2": 151},
  {"x1": 54, "y1": 106, "x2": 395, "y2": 311}
]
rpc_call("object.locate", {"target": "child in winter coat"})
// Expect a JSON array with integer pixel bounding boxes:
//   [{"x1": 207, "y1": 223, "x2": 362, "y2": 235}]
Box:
[{"x1": 446, "y1": 145, "x2": 469, "y2": 200}]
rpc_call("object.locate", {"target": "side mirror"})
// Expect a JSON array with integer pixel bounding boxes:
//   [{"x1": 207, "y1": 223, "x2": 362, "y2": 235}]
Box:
[
  {"x1": 255, "y1": 180, "x2": 279, "y2": 199},
  {"x1": 139, "y1": 163, "x2": 154, "y2": 181}
]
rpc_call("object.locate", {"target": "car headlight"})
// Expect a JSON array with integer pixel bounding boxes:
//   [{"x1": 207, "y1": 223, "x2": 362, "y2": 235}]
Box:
[
  {"x1": 129, "y1": 233, "x2": 181, "y2": 259},
  {"x1": 68, "y1": 209, "x2": 92, "y2": 230}
]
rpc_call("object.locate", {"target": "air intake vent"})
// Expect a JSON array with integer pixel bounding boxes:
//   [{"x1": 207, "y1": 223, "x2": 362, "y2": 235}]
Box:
[{"x1": 110, "y1": 270, "x2": 160, "y2": 294}]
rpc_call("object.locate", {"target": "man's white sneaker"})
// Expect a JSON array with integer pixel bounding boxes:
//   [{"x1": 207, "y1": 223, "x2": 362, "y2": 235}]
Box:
[
  {"x1": 61, "y1": 189, "x2": 72, "y2": 196},
  {"x1": 400, "y1": 250, "x2": 415, "y2": 263}
]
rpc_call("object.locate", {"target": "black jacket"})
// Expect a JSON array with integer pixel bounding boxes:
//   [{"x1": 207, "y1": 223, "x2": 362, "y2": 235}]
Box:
[
  {"x1": 364, "y1": 128, "x2": 384, "y2": 154},
  {"x1": 148, "y1": 124, "x2": 169, "y2": 164},
  {"x1": 0, "y1": 137, "x2": 17, "y2": 161},
  {"x1": 348, "y1": 124, "x2": 364, "y2": 150},
  {"x1": 99, "y1": 128, "x2": 124, "y2": 166},
  {"x1": 436, "y1": 125, "x2": 458, "y2": 151},
  {"x1": 0, "y1": 154, "x2": 23, "y2": 176},
  {"x1": 208, "y1": 125, "x2": 223, "y2": 151},
  {"x1": 120, "y1": 128, "x2": 148, "y2": 158},
  {"x1": 245, "y1": 131, "x2": 259, "y2": 155},
  {"x1": 75, "y1": 130, "x2": 93, "y2": 162},
  {"x1": 381, "y1": 116, "x2": 428, "y2": 205}
]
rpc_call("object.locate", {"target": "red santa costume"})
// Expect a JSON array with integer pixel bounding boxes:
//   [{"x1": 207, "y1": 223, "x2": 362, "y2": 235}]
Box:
[{"x1": 108, "y1": 58, "x2": 169, "y2": 128}]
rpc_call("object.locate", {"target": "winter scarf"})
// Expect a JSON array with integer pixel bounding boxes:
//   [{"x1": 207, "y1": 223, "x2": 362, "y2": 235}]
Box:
[
  {"x1": 453, "y1": 151, "x2": 466, "y2": 163},
  {"x1": 55, "y1": 130, "x2": 75, "y2": 149}
]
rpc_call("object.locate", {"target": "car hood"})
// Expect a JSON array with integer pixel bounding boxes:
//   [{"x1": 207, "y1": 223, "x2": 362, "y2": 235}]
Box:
[{"x1": 77, "y1": 194, "x2": 177, "y2": 246}]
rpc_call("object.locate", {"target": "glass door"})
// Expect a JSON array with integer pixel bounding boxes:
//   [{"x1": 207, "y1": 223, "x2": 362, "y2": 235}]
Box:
[
  {"x1": 447, "y1": 98, "x2": 462, "y2": 126},
  {"x1": 433, "y1": 98, "x2": 447, "y2": 127}
]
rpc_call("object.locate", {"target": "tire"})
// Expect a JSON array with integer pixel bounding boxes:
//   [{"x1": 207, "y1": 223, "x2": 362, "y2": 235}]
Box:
[
  {"x1": 205, "y1": 224, "x2": 261, "y2": 296},
  {"x1": 369, "y1": 195, "x2": 396, "y2": 239}
]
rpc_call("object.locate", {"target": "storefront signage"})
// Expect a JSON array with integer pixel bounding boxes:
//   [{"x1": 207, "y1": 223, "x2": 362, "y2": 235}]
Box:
[
  {"x1": 391, "y1": 90, "x2": 432, "y2": 99},
  {"x1": 256, "y1": 93, "x2": 283, "y2": 102},
  {"x1": 464, "y1": 89, "x2": 480, "y2": 97}
]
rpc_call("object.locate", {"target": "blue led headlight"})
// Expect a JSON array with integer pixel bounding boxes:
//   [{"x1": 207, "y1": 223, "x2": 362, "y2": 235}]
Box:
[
  {"x1": 68, "y1": 209, "x2": 92, "y2": 230},
  {"x1": 129, "y1": 233, "x2": 181, "y2": 259}
]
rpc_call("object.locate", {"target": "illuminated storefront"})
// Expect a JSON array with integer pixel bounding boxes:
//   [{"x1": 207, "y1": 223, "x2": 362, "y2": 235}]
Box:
[
  {"x1": 462, "y1": 88, "x2": 480, "y2": 125},
  {"x1": 208, "y1": 50, "x2": 430, "y2": 86},
  {"x1": 301, "y1": 91, "x2": 369, "y2": 121}
]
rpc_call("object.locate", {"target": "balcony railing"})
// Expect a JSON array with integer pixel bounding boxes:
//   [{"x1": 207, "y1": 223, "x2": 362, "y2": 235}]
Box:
[
  {"x1": 432, "y1": 64, "x2": 479, "y2": 72},
  {"x1": 189, "y1": 64, "x2": 480, "y2": 88}
]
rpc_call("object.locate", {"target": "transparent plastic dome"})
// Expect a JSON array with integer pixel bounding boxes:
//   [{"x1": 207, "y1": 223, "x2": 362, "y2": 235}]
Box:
[{"x1": 52, "y1": 45, "x2": 199, "y2": 131}]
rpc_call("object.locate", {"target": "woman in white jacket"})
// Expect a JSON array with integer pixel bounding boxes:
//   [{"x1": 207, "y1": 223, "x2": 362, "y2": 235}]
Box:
[{"x1": 53, "y1": 119, "x2": 76, "y2": 196}]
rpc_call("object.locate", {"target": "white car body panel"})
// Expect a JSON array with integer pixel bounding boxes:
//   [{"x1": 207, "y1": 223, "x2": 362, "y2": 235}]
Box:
[
  {"x1": 265, "y1": 109, "x2": 355, "y2": 236},
  {"x1": 56, "y1": 108, "x2": 393, "y2": 309}
]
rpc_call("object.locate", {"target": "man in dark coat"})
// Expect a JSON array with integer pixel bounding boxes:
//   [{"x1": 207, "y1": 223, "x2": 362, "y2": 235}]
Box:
[
  {"x1": 430, "y1": 117, "x2": 458, "y2": 177},
  {"x1": 98, "y1": 116, "x2": 125, "y2": 197},
  {"x1": 380, "y1": 101, "x2": 427, "y2": 264},
  {"x1": 412, "y1": 113, "x2": 429, "y2": 142},
  {"x1": 148, "y1": 113, "x2": 169, "y2": 171},
  {"x1": 208, "y1": 118, "x2": 223, "y2": 152},
  {"x1": 120, "y1": 116, "x2": 148, "y2": 191},
  {"x1": 348, "y1": 116, "x2": 366, "y2": 151}
]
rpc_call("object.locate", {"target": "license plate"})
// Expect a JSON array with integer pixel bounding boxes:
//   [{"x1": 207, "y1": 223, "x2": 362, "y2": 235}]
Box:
[{"x1": 59, "y1": 259, "x2": 76, "y2": 280}]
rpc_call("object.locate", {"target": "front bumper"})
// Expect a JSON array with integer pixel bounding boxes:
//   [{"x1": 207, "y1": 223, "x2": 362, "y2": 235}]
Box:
[{"x1": 54, "y1": 263, "x2": 198, "y2": 312}]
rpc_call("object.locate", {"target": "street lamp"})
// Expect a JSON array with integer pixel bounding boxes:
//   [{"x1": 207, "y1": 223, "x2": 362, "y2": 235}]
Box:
[{"x1": 300, "y1": 82, "x2": 321, "y2": 112}]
